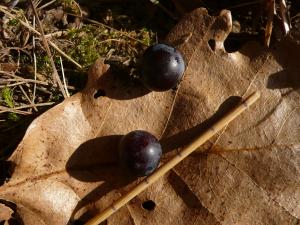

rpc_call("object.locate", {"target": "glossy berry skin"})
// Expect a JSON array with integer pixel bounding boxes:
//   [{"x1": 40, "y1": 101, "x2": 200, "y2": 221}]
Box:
[
  {"x1": 140, "y1": 43, "x2": 185, "y2": 91},
  {"x1": 119, "y1": 130, "x2": 162, "y2": 177}
]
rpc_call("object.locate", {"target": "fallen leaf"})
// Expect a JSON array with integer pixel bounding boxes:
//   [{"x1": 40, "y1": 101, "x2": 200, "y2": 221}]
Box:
[
  {"x1": 0, "y1": 8, "x2": 299, "y2": 225},
  {"x1": 0, "y1": 202, "x2": 13, "y2": 223}
]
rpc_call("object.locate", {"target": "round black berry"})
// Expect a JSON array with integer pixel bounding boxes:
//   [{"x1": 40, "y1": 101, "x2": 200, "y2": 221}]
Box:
[
  {"x1": 140, "y1": 43, "x2": 185, "y2": 91},
  {"x1": 119, "y1": 130, "x2": 162, "y2": 177}
]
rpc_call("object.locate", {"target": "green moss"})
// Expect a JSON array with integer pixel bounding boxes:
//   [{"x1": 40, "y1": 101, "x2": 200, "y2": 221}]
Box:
[
  {"x1": 139, "y1": 27, "x2": 156, "y2": 46},
  {"x1": 67, "y1": 26, "x2": 101, "y2": 68},
  {"x1": 66, "y1": 24, "x2": 155, "y2": 69},
  {"x1": 36, "y1": 55, "x2": 52, "y2": 74},
  {"x1": 1, "y1": 87, "x2": 14, "y2": 108},
  {"x1": 50, "y1": 94, "x2": 62, "y2": 102},
  {"x1": 7, "y1": 112, "x2": 20, "y2": 122},
  {"x1": 7, "y1": 18, "x2": 19, "y2": 26},
  {"x1": 1, "y1": 87, "x2": 20, "y2": 122}
]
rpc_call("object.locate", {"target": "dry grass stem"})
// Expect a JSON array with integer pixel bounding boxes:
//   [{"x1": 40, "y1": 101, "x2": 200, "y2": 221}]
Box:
[
  {"x1": 0, "y1": 79, "x2": 48, "y2": 85},
  {"x1": 59, "y1": 57, "x2": 70, "y2": 97},
  {"x1": 265, "y1": 0, "x2": 275, "y2": 47},
  {"x1": 228, "y1": 0, "x2": 261, "y2": 9},
  {"x1": 0, "y1": 102, "x2": 55, "y2": 115},
  {"x1": 32, "y1": 16, "x2": 37, "y2": 108},
  {"x1": 44, "y1": 31, "x2": 68, "y2": 38},
  {"x1": 0, "y1": 82, "x2": 28, "y2": 87},
  {"x1": 279, "y1": 0, "x2": 291, "y2": 35},
  {"x1": 38, "y1": 0, "x2": 57, "y2": 10},
  {"x1": 49, "y1": 41, "x2": 82, "y2": 69},
  {"x1": 13, "y1": 102, "x2": 55, "y2": 110},
  {"x1": 0, "y1": 106, "x2": 32, "y2": 115}
]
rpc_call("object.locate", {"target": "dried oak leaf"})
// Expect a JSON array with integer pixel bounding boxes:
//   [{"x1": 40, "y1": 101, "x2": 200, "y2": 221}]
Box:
[
  {"x1": 0, "y1": 202, "x2": 13, "y2": 224},
  {"x1": 0, "y1": 8, "x2": 300, "y2": 225}
]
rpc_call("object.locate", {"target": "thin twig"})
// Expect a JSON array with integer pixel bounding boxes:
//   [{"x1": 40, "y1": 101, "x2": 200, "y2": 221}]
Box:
[
  {"x1": 0, "y1": 106, "x2": 32, "y2": 115},
  {"x1": 0, "y1": 78, "x2": 48, "y2": 85},
  {"x1": 98, "y1": 38, "x2": 124, "y2": 44},
  {"x1": 38, "y1": 0, "x2": 57, "y2": 10},
  {"x1": 0, "y1": 71, "x2": 14, "y2": 76},
  {"x1": 228, "y1": 0, "x2": 261, "y2": 9},
  {"x1": 0, "y1": 102, "x2": 55, "y2": 115},
  {"x1": 265, "y1": 0, "x2": 275, "y2": 47},
  {"x1": 44, "y1": 31, "x2": 67, "y2": 38},
  {"x1": 0, "y1": 82, "x2": 28, "y2": 87},
  {"x1": 32, "y1": 15, "x2": 37, "y2": 109},
  {"x1": 16, "y1": 48, "x2": 20, "y2": 69},
  {"x1": 48, "y1": 41, "x2": 82, "y2": 69},
  {"x1": 59, "y1": 57, "x2": 70, "y2": 97},
  {"x1": 13, "y1": 102, "x2": 54, "y2": 110},
  {"x1": 279, "y1": 0, "x2": 291, "y2": 35}
]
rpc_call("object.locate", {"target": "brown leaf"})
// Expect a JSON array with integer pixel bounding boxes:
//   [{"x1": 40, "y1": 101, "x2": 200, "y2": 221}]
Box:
[
  {"x1": 1, "y1": 8, "x2": 300, "y2": 225},
  {"x1": 0, "y1": 202, "x2": 13, "y2": 223}
]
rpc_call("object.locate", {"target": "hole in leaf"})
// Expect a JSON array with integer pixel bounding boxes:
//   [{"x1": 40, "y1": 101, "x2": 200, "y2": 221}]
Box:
[
  {"x1": 142, "y1": 200, "x2": 156, "y2": 211},
  {"x1": 73, "y1": 219, "x2": 107, "y2": 225},
  {"x1": 94, "y1": 89, "x2": 106, "y2": 99},
  {"x1": 208, "y1": 39, "x2": 215, "y2": 51},
  {"x1": 224, "y1": 38, "x2": 243, "y2": 53}
]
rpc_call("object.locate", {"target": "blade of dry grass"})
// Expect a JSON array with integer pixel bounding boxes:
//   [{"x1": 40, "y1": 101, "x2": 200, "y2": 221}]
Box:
[
  {"x1": 279, "y1": 0, "x2": 291, "y2": 35},
  {"x1": 32, "y1": 15, "x2": 37, "y2": 109},
  {"x1": 0, "y1": 102, "x2": 54, "y2": 116},
  {"x1": 0, "y1": 106, "x2": 32, "y2": 115},
  {"x1": 265, "y1": 0, "x2": 275, "y2": 47},
  {"x1": 59, "y1": 56, "x2": 70, "y2": 97},
  {"x1": 44, "y1": 31, "x2": 68, "y2": 38},
  {"x1": 0, "y1": 78, "x2": 48, "y2": 85},
  {"x1": 48, "y1": 41, "x2": 82, "y2": 69},
  {"x1": 38, "y1": 0, "x2": 57, "y2": 10},
  {"x1": 228, "y1": 0, "x2": 261, "y2": 9}
]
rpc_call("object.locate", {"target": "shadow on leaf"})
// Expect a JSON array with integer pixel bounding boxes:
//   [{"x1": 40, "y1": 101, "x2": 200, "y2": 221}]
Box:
[
  {"x1": 95, "y1": 68, "x2": 150, "y2": 100},
  {"x1": 161, "y1": 95, "x2": 242, "y2": 153},
  {"x1": 66, "y1": 135, "x2": 136, "y2": 224},
  {"x1": 267, "y1": 38, "x2": 300, "y2": 90},
  {"x1": 66, "y1": 135, "x2": 133, "y2": 183},
  {"x1": 267, "y1": 69, "x2": 300, "y2": 90},
  {"x1": 168, "y1": 170, "x2": 203, "y2": 209}
]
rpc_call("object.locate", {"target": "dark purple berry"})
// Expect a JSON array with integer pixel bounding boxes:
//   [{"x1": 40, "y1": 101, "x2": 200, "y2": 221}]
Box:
[
  {"x1": 140, "y1": 43, "x2": 185, "y2": 91},
  {"x1": 119, "y1": 130, "x2": 162, "y2": 177}
]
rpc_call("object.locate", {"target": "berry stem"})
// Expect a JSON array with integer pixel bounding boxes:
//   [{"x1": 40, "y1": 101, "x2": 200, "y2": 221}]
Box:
[{"x1": 85, "y1": 91, "x2": 260, "y2": 225}]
